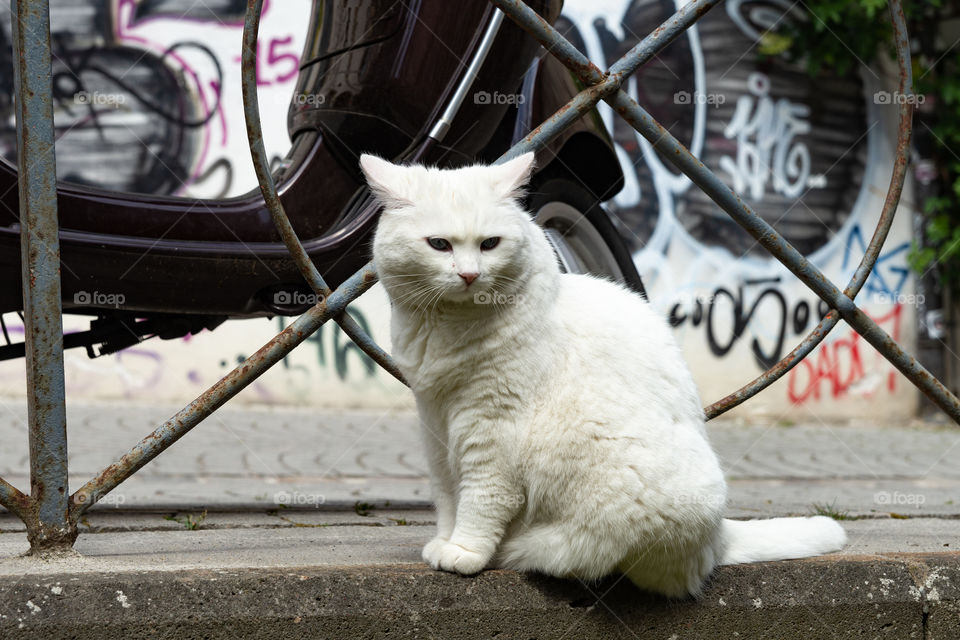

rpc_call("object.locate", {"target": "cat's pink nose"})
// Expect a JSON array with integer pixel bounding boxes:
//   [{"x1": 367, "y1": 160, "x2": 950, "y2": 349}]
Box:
[{"x1": 459, "y1": 272, "x2": 479, "y2": 285}]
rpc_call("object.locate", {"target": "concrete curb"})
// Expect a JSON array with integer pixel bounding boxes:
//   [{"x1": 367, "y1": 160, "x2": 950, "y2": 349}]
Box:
[{"x1": 1, "y1": 553, "x2": 956, "y2": 639}]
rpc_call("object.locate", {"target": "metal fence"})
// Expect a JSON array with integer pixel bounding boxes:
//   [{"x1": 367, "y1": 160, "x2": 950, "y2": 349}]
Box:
[{"x1": 1, "y1": 0, "x2": 955, "y2": 553}]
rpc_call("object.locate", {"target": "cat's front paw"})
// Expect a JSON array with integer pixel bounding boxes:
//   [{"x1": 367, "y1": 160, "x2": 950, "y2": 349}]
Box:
[
  {"x1": 422, "y1": 536, "x2": 449, "y2": 568},
  {"x1": 433, "y1": 542, "x2": 489, "y2": 575}
]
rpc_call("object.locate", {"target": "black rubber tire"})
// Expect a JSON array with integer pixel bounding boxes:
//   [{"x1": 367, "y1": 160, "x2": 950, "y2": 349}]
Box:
[{"x1": 526, "y1": 178, "x2": 647, "y2": 298}]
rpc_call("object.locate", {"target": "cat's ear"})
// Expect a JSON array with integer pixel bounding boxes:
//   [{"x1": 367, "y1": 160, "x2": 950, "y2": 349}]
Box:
[
  {"x1": 360, "y1": 154, "x2": 413, "y2": 209},
  {"x1": 488, "y1": 152, "x2": 535, "y2": 199}
]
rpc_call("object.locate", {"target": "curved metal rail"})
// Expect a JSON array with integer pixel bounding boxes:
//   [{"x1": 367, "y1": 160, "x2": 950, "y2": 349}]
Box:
[
  {"x1": 239, "y1": 0, "x2": 406, "y2": 386},
  {"x1": 702, "y1": 1, "x2": 914, "y2": 418},
  {"x1": 1, "y1": 0, "x2": 955, "y2": 553},
  {"x1": 488, "y1": 0, "x2": 958, "y2": 422}
]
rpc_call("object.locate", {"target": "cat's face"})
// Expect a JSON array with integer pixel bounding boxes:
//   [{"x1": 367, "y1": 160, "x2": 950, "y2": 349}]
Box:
[{"x1": 362, "y1": 153, "x2": 539, "y2": 310}]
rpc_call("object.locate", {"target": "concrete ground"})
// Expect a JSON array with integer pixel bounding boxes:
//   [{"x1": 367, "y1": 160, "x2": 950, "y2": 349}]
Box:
[{"x1": 0, "y1": 401, "x2": 958, "y2": 637}]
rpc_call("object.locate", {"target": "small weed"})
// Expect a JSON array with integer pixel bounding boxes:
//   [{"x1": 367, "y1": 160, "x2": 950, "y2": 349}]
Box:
[
  {"x1": 389, "y1": 517, "x2": 408, "y2": 526},
  {"x1": 164, "y1": 510, "x2": 208, "y2": 530},
  {"x1": 775, "y1": 418, "x2": 796, "y2": 428},
  {"x1": 354, "y1": 501, "x2": 375, "y2": 517},
  {"x1": 809, "y1": 500, "x2": 850, "y2": 521}
]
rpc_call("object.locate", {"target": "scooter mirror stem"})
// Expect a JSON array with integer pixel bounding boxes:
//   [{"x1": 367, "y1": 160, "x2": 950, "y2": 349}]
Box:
[{"x1": 428, "y1": 8, "x2": 505, "y2": 143}]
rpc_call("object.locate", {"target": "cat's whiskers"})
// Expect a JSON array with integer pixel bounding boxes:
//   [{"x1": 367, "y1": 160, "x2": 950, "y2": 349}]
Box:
[
  {"x1": 379, "y1": 275, "x2": 433, "y2": 293},
  {"x1": 488, "y1": 284, "x2": 513, "y2": 318},
  {"x1": 396, "y1": 287, "x2": 438, "y2": 311},
  {"x1": 403, "y1": 281, "x2": 446, "y2": 317},
  {"x1": 392, "y1": 285, "x2": 443, "y2": 314},
  {"x1": 392, "y1": 280, "x2": 436, "y2": 297},
  {"x1": 378, "y1": 273, "x2": 432, "y2": 280},
  {"x1": 426, "y1": 283, "x2": 454, "y2": 316},
  {"x1": 489, "y1": 274, "x2": 527, "y2": 294}
]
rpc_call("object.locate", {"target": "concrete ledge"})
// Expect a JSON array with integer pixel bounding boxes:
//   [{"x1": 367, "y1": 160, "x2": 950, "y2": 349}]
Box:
[
  {"x1": 1, "y1": 553, "x2": 956, "y2": 639},
  {"x1": 1, "y1": 513, "x2": 957, "y2": 638}
]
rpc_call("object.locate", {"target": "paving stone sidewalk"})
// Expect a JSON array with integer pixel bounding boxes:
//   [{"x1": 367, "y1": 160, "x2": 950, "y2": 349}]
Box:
[{"x1": 0, "y1": 398, "x2": 957, "y2": 519}]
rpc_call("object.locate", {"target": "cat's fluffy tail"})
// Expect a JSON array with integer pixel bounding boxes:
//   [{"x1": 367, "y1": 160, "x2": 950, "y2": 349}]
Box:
[{"x1": 719, "y1": 516, "x2": 847, "y2": 565}]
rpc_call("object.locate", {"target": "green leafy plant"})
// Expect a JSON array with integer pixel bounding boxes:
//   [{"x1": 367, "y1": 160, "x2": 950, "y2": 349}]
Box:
[
  {"x1": 778, "y1": 1, "x2": 960, "y2": 289},
  {"x1": 354, "y1": 501, "x2": 375, "y2": 517},
  {"x1": 809, "y1": 500, "x2": 851, "y2": 521},
  {"x1": 164, "y1": 510, "x2": 208, "y2": 530}
]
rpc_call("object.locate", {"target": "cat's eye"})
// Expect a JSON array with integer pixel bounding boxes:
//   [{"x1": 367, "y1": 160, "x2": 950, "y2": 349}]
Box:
[
  {"x1": 480, "y1": 237, "x2": 500, "y2": 250},
  {"x1": 427, "y1": 237, "x2": 451, "y2": 251}
]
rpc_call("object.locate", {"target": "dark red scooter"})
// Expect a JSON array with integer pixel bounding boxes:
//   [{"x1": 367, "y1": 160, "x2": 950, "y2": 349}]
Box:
[{"x1": 0, "y1": 0, "x2": 642, "y2": 361}]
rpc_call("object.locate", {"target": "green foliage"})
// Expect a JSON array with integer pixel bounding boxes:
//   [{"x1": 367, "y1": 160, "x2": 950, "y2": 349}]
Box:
[
  {"x1": 164, "y1": 510, "x2": 208, "y2": 530},
  {"x1": 780, "y1": 0, "x2": 960, "y2": 289},
  {"x1": 809, "y1": 500, "x2": 851, "y2": 521},
  {"x1": 354, "y1": 501, "x2": 374, "y2": 517},
  {"x1": 778, "y1": 0, "x2": 898, "y2": 75}
]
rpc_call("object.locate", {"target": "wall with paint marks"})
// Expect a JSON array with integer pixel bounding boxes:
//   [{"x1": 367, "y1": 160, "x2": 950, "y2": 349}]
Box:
[
  {"x1": 0, "y1": 0, "x2": 308, "y2": 197},
  {"x1": 0, "y1": 0, "x2": 920, "y2": 421},
  {"x1": 578, "y1": 0, "x2": 920, "y2": 420}
]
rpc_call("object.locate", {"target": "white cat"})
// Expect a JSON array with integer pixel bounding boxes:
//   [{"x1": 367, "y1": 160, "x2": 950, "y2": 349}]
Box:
[{"x1": 360, "y1": 152, "x2": 846, "y2": 598}]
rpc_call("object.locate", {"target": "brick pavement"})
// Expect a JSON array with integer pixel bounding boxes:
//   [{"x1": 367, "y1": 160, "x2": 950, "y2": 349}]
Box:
[{"x1": 0, "y1": 398, "x2": 957, "y2": 516}]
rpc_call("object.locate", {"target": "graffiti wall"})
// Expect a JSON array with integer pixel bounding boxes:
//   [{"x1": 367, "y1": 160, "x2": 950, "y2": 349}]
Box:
[
  {"x1": 0, "y1": 0, "x2": 919, "y2": 420},
  {"x1": 557, "y1": 0, "x2": 919, "y2": 420},
  {"x1": 0, "y1": 0, "x2": 309, "y2": 197}
]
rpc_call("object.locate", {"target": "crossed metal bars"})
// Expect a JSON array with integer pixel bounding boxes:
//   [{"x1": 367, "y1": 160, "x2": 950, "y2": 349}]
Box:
[{"x1": 0, "y1": 0, "x2": 954, "y2": 552}]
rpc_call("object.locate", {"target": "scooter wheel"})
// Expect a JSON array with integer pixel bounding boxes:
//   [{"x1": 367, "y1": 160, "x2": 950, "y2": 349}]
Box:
[{"x1": 528, "y1": 178, "x2": 647, "y2": 298}]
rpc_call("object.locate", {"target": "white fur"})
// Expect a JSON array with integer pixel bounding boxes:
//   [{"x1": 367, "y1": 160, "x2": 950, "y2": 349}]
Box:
[{"x1": 361, "y1": 153, "x2": 847, "y2": 598}]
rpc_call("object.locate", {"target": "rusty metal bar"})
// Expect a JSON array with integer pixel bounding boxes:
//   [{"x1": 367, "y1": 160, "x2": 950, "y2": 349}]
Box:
[
  {"x1": 70, "y1": 263, "x2": 380, "y2": 517},
  {"x1": 71, "y1": 0, "x2": 636, "y2": 521},
  {"x1": 600, "y1": 53, "x2": 960, "y2": 420},
  {"x1": 493, "y1": 0, "x2": 960, "y2": 424},
  {"x1": 8, "y1": 0, "x2": 937, "y2": 556},
  {"x1": 240, "y1": 0, "x2": 405, "y2": 385},
  {"x1": 704, "y1": 0, "x2": 915, "y2": 418},
  {"x1": 60, "y1": 0, "x2": 779, "y2": 528},
  {"x1": 0, "y1": 477, "x2": 30, "y2": 522},
  {"x1": 71, "y1": 0, "x2": 614, "y2": 516},
  {"x1": 606, "y1": 0, "x2": 722, "y2": 81},
  {"x1": 505, "y1": 74, "x2": 621, "y2": 160},
  {"x1": 490, "y1": 0, "x2": 718, "y2": 91},
  {"x1": 10, "y1": 0, "x2": 75, "y2": 549}
]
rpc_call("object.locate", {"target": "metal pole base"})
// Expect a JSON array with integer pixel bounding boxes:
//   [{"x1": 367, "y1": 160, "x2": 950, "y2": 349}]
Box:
[{"x1": 25, "y1": 521, "x2": 78, "y2": 555}]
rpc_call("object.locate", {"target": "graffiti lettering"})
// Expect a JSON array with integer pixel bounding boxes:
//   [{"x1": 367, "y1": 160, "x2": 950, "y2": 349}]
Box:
[
  {"x1": 236, "y1": 35, "x2": 300, "y2": 86},
  {"x1": 719, "y1": 71, "x2": 821, "y2": 200},
  {"x1": 670, "y1": 279, "x2": 831, "y2": 371},
  {"x1": 788, "y1": 304, "x2": 904, "y2": 404},
  {"x1": 276, "y1": 312, "x2": 378, "y2": 381},
  {"x1": 842, "y1": 224, "x2": 910, "y2": 300}
]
